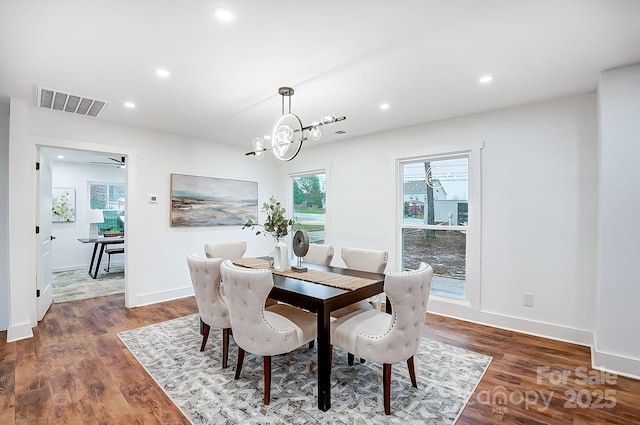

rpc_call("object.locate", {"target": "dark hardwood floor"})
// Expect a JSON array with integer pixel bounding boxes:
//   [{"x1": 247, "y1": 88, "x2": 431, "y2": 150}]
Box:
[{"x1": 1, "y1": 295, "x2": 639, "y2": 424}]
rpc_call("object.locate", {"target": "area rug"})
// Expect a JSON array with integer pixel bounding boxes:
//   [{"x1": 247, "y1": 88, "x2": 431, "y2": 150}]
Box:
[
  {"x1": 52, "y1": 268, "x2": 124, "y2": 303},
  {"x1": 118, "y1": 314, "x2": 491, "y2": 424}
]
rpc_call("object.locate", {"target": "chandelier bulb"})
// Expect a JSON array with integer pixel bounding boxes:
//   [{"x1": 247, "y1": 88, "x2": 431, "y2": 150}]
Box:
[
  {"x1": 252, "y1": 137, "x2": 265, "y2": 160},
  {"x1": 321, "y1": 111, "x2": 336, "y2": 125},
  {"x1": 309, "y1": 126, "x2": 321, "y2": 141}
]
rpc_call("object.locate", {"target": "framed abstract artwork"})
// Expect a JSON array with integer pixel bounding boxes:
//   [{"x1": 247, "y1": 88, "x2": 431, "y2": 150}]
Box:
[{"x1": 170, "y1": 173, "x2": 258, "y2": 227}]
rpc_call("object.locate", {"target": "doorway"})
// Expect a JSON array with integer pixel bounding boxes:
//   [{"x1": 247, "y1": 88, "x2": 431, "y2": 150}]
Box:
[{"x1": 38, "y1": 146, "x2": 128, "y2": 315}]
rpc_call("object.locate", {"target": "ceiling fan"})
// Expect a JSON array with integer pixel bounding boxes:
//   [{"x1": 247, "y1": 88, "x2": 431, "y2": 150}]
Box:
[{"x1": 90, "y1": 156, "x2": 126, "y2": 168}]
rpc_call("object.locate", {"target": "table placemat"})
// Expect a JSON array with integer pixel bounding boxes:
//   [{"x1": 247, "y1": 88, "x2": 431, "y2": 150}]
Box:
[{"x1": 232, "y1": 258, "x2": 378, "y2": 291}]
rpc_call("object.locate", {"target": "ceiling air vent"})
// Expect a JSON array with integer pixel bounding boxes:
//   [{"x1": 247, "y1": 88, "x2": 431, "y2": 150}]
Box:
[{"x1": 36, "y1": 86, "x2": 109, "y2": 118}]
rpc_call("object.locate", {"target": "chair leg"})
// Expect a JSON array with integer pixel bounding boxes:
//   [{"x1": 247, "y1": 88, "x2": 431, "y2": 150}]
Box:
[
  {"x1": 407, "y1": 356, "x2": 417, "y2": 388},
  {"x1": 383, "y1": 363, "x2": 392, "y2": 415},
  {"x1": 200, "y1": 322, "x2": 211, "y2": 352},
  {"x1": 263, "y1": 356, "x2": 271, "y2": 405},
  {"x1": 222, "y1": 328, "x2": 230, "y2": 368},
  {"x1": 308, "y1": 340, "x2": 315, "y2": 350},
  {"x1": 235, "y1": 347, "x2": 245, "y2": 379},
  {"x1": 348, "y1": 353, "x2": 355, "y2": 366}
]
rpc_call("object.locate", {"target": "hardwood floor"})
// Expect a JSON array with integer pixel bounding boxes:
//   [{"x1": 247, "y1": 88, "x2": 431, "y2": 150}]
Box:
[{"x1": 2, "y1": 295, "x2": 639, "y2": 424}]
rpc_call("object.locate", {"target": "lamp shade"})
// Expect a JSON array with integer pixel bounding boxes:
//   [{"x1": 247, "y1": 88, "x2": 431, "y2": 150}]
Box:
[
  {"x1": 87, "y1": 209, "x2": 104, "y2": 239},
  {"x1": 87, "y1": 209, "x2": 104, "y2": 224}
]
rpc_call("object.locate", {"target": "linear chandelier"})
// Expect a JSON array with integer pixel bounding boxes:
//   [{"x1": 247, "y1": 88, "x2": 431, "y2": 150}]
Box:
[{"x1": 245, "y1": 87, "x2": 346, "y2": 161}]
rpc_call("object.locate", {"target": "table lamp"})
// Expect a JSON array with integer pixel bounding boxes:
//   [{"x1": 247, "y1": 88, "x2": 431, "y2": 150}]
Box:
[{"x1": 87, "y1": 209, "x2": 104, "y2": 239}]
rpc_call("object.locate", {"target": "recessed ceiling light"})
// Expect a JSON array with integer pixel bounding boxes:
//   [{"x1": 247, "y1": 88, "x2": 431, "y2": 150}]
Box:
[
  {"x1": 57, "y1": 155, "x2": 64, "y2": 159},
  {"x1": 479, "y1": 75, "x2": 493, "y2": 84},
  {"x1": 155, "y1": 68, "x2": 170, "y2": 78},
  {"x1": 214, "y1": 8, "x2": 233, "y2": 21},
  {"x1": 380, "y1": 103, "x2": 390, "y2": 110},
  {"x1": 124, "y1": 102, "x2": 136, "y2": 109}
]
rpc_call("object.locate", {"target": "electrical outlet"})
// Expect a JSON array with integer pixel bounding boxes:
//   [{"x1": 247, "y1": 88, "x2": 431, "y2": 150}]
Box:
[
  {"x1": 523, "y1": 293, "x2": 534, "y2": 307},
  {"x1": 148, "y1": 194, "x2": 158, "y2": 203}
]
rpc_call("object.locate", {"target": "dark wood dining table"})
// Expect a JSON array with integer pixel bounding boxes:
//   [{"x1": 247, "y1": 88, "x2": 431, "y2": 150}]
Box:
[
  {"x1": 77, "y1": 236, "x2": 125, "y2": 279},
  {"x1": 234, "y1": 259, "x2": 386, "y2": 412}
]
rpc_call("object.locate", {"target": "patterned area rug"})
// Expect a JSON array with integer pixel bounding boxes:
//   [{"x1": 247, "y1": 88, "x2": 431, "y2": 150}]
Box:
[
  {"x1": 52, "y1": 268, "x2": 124, "y2": 303},
  {"x1": 118, "y1": 314, "x2": 491, "y2": 424}
]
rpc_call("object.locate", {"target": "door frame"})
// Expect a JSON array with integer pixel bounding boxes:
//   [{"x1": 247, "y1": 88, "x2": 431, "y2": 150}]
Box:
[{"x1": 35, "y1": 140, "x2": 134, "y2": 316}]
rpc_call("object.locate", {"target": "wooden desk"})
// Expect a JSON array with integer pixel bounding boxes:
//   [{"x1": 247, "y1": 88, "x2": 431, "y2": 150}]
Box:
[
  {"x1": 77, "y1": 236, "x2": 125, "y2": 279},
  {"x1": 234, "y1": 259, "x2": 386, "y2": 412}
]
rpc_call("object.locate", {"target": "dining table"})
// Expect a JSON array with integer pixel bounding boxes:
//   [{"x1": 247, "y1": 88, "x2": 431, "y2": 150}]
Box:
[
  {"x1": 77, "y1": 236, "x2": 125, "y2": 279},
  {"x1": 232, "y1": 258, "x2": 387, "y2": 412}
]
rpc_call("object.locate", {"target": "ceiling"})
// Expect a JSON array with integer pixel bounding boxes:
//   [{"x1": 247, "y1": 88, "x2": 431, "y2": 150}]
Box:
[{"x1": 1, "y1": 0, "x2": 640, "y2": 155}]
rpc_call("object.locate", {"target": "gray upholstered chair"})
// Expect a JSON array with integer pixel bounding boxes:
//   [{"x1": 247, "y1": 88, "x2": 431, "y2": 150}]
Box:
[
  {"x1": 186, "y1": 253, "x2": 231, "y2": 368},
  {"x1": 331, "y1": 247, "x2": 388, "y2": 318},
  {"x1": 204, "y1": 241, "x2": 247, "y2": 260},
  {"x1": 302, "y1": 243, "x2": 334, "y2": 266},
  {"x1": 331, "y1": 262, "x2": 434, "y2": 415},
  {"x1": 220, "y1": 259, "x2": 317, "y2": 405}
]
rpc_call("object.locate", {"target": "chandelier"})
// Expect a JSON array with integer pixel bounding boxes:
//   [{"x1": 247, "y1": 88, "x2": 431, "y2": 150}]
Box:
[{"x1": 246, "y1": 87, "x2": 346, "y2": 161}]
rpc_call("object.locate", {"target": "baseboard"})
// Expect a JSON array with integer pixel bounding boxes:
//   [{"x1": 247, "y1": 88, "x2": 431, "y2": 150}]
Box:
[
  {"x1": 428, "y1": 299, "x2": 593, "y2": 346},
  {"x1": 592, "y1": 343, "x2": 640, "y2": 380},
  {"x1": 52, "y1": 265, "x2": 88, "y2": 272},
  {"x1": 132, "y1": 285, "x2": 195, "y2": 308},
  {"x1": 429, "y1": 300, "x2": 640, "y2": 380},
  {"x1": 6, "y1": 320, "x2": 34, "y2": 342}
]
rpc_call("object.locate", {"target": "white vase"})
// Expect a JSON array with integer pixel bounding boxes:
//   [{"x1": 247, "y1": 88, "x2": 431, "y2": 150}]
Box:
[{"x1": 273, "y1": 241, "x2": 290, "y2": 272}]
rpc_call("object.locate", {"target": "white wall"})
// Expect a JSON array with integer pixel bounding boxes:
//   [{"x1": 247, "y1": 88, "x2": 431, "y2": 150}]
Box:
[
  {"x1": 7, "y1": 98, "x2": 281, "y2": 339},
  {"x1": 595, "y1": 64, "x2": 640, "y2": 377},
  {"x1": 50, "y1": 161, "x2": 125, "y2": 271},
  {"x1": 0, "y1": 103, "x2": 9, "y2": 332},
  {"x1": 280, "y1": 93, "x2": 599, "y2": 344}
]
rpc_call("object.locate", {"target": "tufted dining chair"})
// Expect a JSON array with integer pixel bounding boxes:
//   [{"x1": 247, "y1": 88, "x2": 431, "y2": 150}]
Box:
[
  {"x1": 186, "y1": 253, "x2": 231, "y2": 368},
  {"x1": 220, "y1": 260, "x2": 318, "y2": 405},
  {"x1": 302, "y1": 243, "x2": 334, "y2": 266},
  {"x1": 205, "y1": 240, "x2": 278, "y2": 307},
  {"x1": 331, "y1": 262, "x2": 433, "y2": 415},
  {"x1": 204, "y1": 241, "x2": 247, "y2": 260},
  {"x1": 331, "y1": 247, "x2": 388, "y2": 319}
]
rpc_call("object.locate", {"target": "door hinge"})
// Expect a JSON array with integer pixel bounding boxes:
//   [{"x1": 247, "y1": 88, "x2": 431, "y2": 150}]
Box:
[
  {"x1": 36, "y1": 226, "x2": 40, "y2": 234},
  {"x1": 36, "y1": 289, "x2": 41, "y2": 297},
  {"x1": 36, "y1": 162, "x2": 40, "y2": 170}
]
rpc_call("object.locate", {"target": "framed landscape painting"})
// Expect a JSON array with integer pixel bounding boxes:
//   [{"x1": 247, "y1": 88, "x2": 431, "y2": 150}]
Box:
[{"x1": 170, "y1": 174, "x2": 258, "y2": 227}]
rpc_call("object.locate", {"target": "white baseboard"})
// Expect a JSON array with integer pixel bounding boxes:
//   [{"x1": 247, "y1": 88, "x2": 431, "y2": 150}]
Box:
[
  {"x1": 428, "y1": 299, "x2": 593, "y2": 346},
  {"x1": 429, "y1": 300, "x2": 640, "y2": 380},
  {"x1": 592, "y1": 344, "x2": 640, "y2": 380},
  {"x1": 131, "y1": 285, "x2": 195, "y2": 308},
  {"x1": 7, "y1": 320, "x2": 34, "y2": 342}
]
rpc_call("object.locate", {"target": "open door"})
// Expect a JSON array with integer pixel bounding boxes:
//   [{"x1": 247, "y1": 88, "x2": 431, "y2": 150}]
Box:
[{"x1": 36, "y1": 150, "x2": 53, "y2": 320}]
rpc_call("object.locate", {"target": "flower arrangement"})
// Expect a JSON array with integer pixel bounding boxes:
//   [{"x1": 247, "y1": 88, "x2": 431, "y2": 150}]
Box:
[{"x1": 243, "y1": 196, "x2": 294, "y2": 241}]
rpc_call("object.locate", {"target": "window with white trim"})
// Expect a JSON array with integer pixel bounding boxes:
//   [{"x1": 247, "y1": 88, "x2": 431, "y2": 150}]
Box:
[
  {"x1": 400, "y1": 155, "x2": 469, "y2": 300},
  {"x1": 291, "y1": 171, "x2": 327, "y2": 243}
]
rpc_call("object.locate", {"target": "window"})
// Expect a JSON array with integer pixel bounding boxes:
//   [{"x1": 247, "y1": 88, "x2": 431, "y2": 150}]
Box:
[
  {"x1": 291, "y1": 172, "x2": 327, "y2": 243},
  {"x1": 89, "y1": 182, "x2": 125, "y2": 235},
  {"x1": 400, "y1": 156, "x2": 469, "y2": 300},
  {"x1": 89, "y1": 182, "x2": 125, "y2": 210}
]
